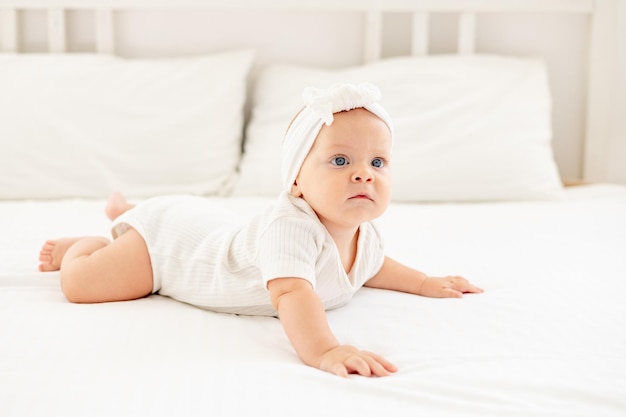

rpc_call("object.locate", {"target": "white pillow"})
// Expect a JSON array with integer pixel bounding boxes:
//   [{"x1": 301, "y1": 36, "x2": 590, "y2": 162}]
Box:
[
  {"x1": 0, "y1": 50, "x2": 254, "y2": 199},
  {"x1": 234, "y1": 55, "x2": 564, "y2": 201}
]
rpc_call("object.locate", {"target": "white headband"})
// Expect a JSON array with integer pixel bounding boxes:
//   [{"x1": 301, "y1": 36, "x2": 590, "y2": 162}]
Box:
[{"x1": 281, "y1": 83, "x2": 393, "y2": 192}]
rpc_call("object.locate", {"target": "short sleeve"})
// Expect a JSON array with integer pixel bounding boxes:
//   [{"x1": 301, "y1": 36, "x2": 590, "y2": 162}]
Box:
[{"x1": 257, "y1": 216, "x2": 324, "y2": 290}]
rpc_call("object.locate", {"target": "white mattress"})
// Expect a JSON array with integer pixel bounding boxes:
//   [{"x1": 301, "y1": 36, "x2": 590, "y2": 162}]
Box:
[{"x1": 1, "y1": 184, "x2": 625, "y2": 417}]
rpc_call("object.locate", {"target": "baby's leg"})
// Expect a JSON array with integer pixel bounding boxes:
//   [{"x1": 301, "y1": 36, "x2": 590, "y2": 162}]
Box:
[
  {"x1": 39, "y1": 237, "x2": 108, "y2": 272},
  {"x1": 43, "y1": 230, "x2": 153, "y2": 303},
  {"x1": 38, "y1": 191, "x2": 134, "y2": 273},
  {"x1": 105, "y1": 191, "x2": 135, "y2": 220}
]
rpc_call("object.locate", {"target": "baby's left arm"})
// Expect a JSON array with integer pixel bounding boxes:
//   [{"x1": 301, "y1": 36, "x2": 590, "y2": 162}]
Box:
[{"x1": 364, "y1": 256, "x2": 483, "y2": 298}]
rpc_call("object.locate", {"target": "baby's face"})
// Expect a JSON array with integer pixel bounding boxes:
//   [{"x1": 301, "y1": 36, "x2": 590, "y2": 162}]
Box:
[{"x1": 291, "y1": 108, "x2": 392, "y2": 233}]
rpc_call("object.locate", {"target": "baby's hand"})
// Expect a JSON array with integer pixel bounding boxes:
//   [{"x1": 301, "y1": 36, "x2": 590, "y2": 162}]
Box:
[
  {"x1": 419, "y1": 276, "x2": 483, "y2": 298},
  {"x1": 317, "y1": 345, "x2": 397, "y2": 378}
]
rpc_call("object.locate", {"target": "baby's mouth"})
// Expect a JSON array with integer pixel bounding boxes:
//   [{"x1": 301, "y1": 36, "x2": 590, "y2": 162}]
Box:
[{"x1": 349, "y1": 194, "x2": 373, "y2": 201}]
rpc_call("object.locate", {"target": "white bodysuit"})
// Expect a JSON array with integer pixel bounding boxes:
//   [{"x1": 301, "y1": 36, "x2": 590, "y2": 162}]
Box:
[{"x1": 111, "y1": 191, "x2": 385, "y2": 316}]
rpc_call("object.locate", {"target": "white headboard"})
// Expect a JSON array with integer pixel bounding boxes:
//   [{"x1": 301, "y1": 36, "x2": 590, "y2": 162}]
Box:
[{"x1": 0, "y1": 0, "x2": 621, "y2": 183}]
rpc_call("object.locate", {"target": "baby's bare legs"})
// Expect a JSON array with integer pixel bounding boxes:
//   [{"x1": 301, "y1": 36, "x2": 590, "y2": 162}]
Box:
[
  {"x1": 39, "y1": 192, "x2": 135, "y2": 272},
  {"x1": 59, "y1": 230, "x2": 153, "y2": 303},
  {"x1": 39, "y1": 231, "x2": 153, "y2": 303},
  {"x1": 38, "y1": 193, "x2": 152, "y2": 303},
  {"x1": 105, "y1": 191, "x2": 135, "y2": 220},
  {"x1": 38, "y1": 237, "x2": 108, "y2": 272}
]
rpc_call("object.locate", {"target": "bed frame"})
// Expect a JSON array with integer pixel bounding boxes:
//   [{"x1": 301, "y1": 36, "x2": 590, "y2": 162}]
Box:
[{"x1": 0, "y1": 0, "x2": 620, "y2": 183}]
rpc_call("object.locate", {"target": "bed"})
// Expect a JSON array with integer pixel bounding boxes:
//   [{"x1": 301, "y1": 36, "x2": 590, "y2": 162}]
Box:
[{"x1": 1, "y1": 1, "x2": 625, "y2": 416}]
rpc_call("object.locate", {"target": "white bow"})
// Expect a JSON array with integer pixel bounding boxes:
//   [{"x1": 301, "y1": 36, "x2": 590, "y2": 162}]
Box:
[{"x1": 302, "y1": 83, "x2": 382, "y2": 126}]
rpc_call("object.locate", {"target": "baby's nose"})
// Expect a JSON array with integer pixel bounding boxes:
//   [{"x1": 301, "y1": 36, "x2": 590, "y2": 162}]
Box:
[{"x1": 351, "y1": 166, "x2": 374, "y2": 182}]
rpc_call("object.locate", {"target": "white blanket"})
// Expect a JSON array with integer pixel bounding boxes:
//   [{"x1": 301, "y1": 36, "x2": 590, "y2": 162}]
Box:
[{"x1": 1, "y1": 185, "x2": 625, "y2": 417}]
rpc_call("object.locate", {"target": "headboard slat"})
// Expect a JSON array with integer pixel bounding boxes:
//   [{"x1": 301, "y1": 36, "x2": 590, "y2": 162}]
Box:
[
  {"x1": 582, "y1": 0, "x2": 616, "y2": 182},
  {"x1": 0, "y1": 9, "x2": 18, "y2": 52},
  {"x1": 411, "y1": 12, "x2": 429, "y2": 56},
  {"x1": 47, "y1": 8, "x2": 66, "y2": 52},
  {"x1": 457, "y1": 12, "x2": 476, "y2": 54},
  {"x1": 95, "y1": 8, "x2": 114, "y2": 54},
  {"x1": 363, "y1": 11, "x2": 382, "y2": 63}
]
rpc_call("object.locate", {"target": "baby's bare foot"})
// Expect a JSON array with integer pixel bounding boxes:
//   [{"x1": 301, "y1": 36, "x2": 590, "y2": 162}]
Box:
[
  {"x1": 105, "y1": 191, "x2": 134, "y2": 220},
  {"x1": 38, "y1": 238, "x2": 82, "y2": 272}
]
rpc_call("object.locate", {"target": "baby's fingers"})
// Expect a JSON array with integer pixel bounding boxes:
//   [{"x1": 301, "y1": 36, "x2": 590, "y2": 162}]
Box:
[
  {"x1": 323, "y1": 348, "x2": 397, "y2": 378},
  {"x1": 328, "y1": 357, "x2": 370, "y2": 378},
  {"x1": 329, "y1": 363, "x2": 350, "y2": 378},
  {"x1": 344, "y1": 356, "x2": 373, "y2": 377},
  {"x1": 344, "y1": 352, "x2": 397, "y2": 377},
  {"x1": 447, "y1": 276, "x2": 484, "y2": 294},
  {"x1": 464, "y1": 283, "x2": 484, "y2": 293},
  {"x1": 442, "y1": 287, "x2": 464, "y2": 298},
  {"x1": 362, "y1": 351, "x2": 398, "y2": 376}
]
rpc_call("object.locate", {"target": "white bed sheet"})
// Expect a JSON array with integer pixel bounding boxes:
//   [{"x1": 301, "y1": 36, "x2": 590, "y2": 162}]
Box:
[{"x1": 1, "y1": 185, "x2": 625, "y2": 417}]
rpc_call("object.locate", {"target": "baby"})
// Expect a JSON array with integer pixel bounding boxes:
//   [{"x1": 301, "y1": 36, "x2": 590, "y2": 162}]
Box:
[{"x1": 38, "y1": 83, "x2": 483, "y2": 378}]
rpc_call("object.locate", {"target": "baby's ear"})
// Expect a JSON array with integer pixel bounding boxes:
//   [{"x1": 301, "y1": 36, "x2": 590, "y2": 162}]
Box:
[{"x1": 290, "y1": 181, "x2": 303, "y2": 197}]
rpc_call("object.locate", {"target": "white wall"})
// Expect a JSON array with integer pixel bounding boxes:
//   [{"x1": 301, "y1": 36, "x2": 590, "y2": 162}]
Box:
[{"x1": 12, "y1": 7, "x2": 626, "y2": 184}]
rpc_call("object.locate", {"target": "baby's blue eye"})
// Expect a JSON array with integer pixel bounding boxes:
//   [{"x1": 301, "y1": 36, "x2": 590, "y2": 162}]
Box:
[
  {"x1": 331, "y1": 156, "x2": 348, "y2": 166},
  {"x1": 371, "y1": 158, "x2": 384, "y2": 168}
]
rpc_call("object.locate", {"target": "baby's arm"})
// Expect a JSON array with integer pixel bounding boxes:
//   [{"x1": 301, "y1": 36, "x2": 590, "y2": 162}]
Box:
[
  {"x1": 267, "y1": 277, "x2": 397, "y2": 378},
  {"x1": 364, "y1": 256, "x2": 483, "y2": 298}
]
